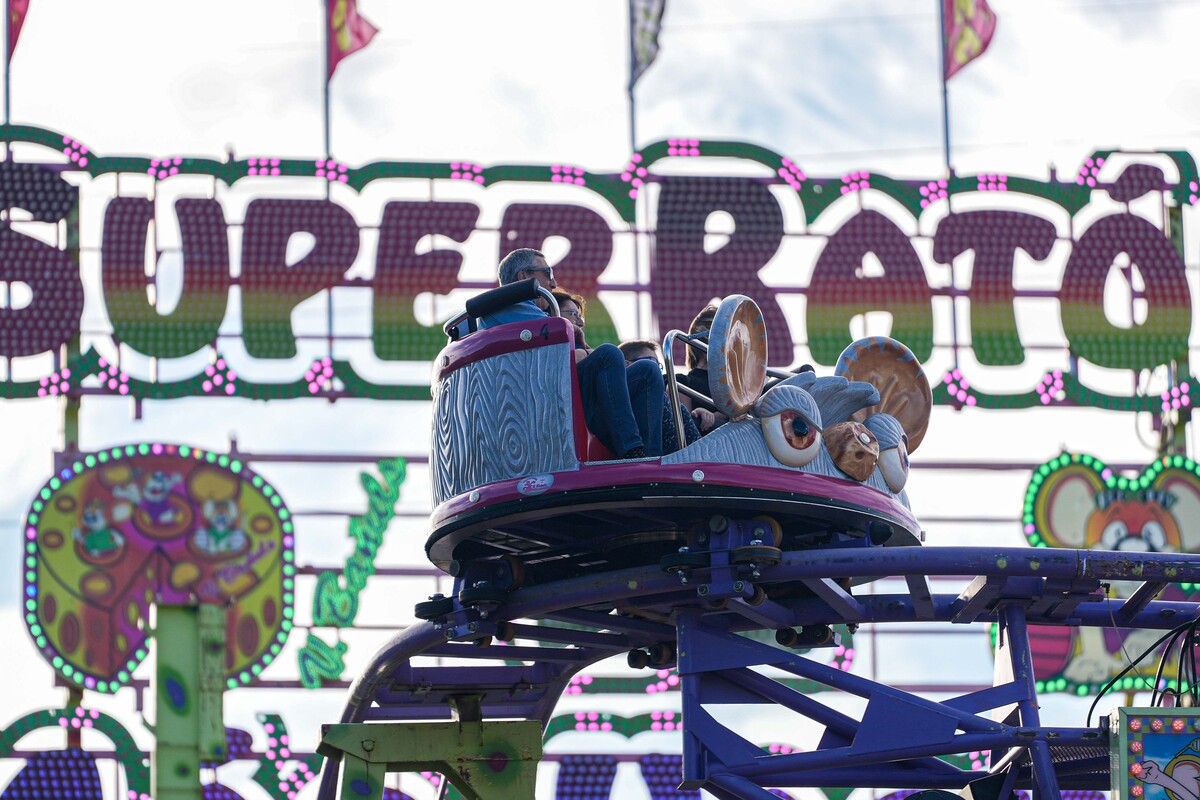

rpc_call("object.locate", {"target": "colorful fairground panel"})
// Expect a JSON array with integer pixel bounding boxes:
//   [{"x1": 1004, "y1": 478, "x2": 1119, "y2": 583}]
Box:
[
  {"x1": 1017, "y1": 452, "x2": 1200, "y2": 696},
  {"x1": 1110, "y1": 709, "x2": 1200, "y2": 800},
  {"x1": 22, "y1": 443, "x2": 295, "y2": 692}
]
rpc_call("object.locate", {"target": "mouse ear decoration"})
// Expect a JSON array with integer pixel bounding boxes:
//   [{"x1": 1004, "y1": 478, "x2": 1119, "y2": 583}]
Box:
[
  {"x1": 1026, "y1": 458, "x2": 1105, "y2": 549},
  {"x1": 834, "y1": 337, "x2": 932, "y2": 452},
  {"x1": 707, "y1": 295, "x2": 768, "y2": 421}
]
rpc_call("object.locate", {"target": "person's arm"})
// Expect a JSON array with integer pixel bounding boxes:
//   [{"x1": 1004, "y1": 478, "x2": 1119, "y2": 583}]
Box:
[
  {"x1": 573, "y1": 324, "x2": 592, "y2": 352},
  {"x1": 692, "y1": 407, "x2": 717, "y2": 432}
]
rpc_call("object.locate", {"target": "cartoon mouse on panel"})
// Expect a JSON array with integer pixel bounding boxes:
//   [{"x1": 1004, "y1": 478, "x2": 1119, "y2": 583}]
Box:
[
  {"x1": 71, "y1": 499, "x2": 126, "y2": 559},
  {"x1": 1029, "y1": 460, "x2": 1200, "y2": 685}
]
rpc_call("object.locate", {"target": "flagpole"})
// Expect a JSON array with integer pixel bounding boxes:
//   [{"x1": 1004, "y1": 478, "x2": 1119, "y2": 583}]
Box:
[
  {"x1": 323, "y1": 0, "x2": 333, "y2": 361},
  {"x1": 4, "y1": 0, "x2": 11, "y2": 159},
  {"x1": 627, "y1": 0, "x2": 645, "y2": 338},
  {"x1": 937, "y1": 0, "x2": 960, "y2": 372},
  {"x1": 323, "y1": 0, "x2": 332, "y2": 169},
  {"x1": 936, "y1": 0, "x2": 951, "y2": 177},
  {"x1": 627, "y1": 0, "x2": 637, "y2": 154}
]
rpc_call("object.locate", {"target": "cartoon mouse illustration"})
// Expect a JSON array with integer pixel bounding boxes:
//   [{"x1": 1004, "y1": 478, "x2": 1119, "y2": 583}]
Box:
[
  {"x1": 71, "y1": 500, "x2": 126, "y2": 558},
  {"x1": 1027, "y1": 459, "x2": 1200, "y2": 685},
  {"x1": 193, "y1": 498, "x2": 247, "y2": 555},
  {"x1": 137, "y1": 470, "x2": 184, "y2": 525}
]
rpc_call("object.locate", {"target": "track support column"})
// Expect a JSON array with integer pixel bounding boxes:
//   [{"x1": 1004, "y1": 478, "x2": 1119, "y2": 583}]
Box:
[
  {"x1": 994, "y1": 604, "x2": 1060, "y2": 800},
  {"x1": 318, "y1": 697, "x2": 542, "y2": 800}
]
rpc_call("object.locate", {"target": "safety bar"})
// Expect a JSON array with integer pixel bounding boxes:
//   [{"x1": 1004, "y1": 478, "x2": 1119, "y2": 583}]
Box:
[
  {"x1": 442, "y1": 279, "x2": 561, "y2": 338},
  {"x1": 662, "y1": 330, "x2": 693, "y2": 451},
  {"x1": 662, "y1": 329, "x2": 806, "y2": 447}
]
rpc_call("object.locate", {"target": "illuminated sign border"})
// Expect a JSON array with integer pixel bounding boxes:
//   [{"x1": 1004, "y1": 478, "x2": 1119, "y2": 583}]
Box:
[
  {"x1": 1020, "y1": 451, "x2": 1200, "y2": 696},
  {"x1": 7, "y1": 126, "x2": 1197, "y2": 219},
  {"x1": 22, "y1": 442, "x2": 297, "y2": 694}
]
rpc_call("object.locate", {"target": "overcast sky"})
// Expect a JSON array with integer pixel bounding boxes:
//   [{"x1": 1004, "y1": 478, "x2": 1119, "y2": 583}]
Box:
[{"x1": 3, "y1": 2, "x2": 1199, "y2": 798}]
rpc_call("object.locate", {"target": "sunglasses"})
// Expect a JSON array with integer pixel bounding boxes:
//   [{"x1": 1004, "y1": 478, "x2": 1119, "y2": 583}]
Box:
[{"x1": 524, "y1": 267, "x2": 554, "y2": 280}]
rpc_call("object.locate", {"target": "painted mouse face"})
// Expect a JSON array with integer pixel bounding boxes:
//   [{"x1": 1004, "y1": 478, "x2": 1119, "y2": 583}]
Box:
[
  {"x1": 82, "y1": 502, "x2": 107, "y2": 530},
  {"x1": 206, "y1": 499, "x2": 240, "y2": 530},
  {"x1": 144, "y1": 470, "x2": 177, "y2": 501},
  {"x1": 1026, "y1": 458, "x2": 1200, "y2": 555},
  {"x1": 1089, "y1": 493, "x2": 1180, "y2": 552}
]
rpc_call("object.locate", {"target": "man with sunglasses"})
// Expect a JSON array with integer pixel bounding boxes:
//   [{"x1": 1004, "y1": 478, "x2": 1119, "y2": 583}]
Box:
[
  {"x1": 479, "y1": 248, "x2": 662, "y2": 460},
  {"x1": 477, "y1": 248, "x2": 559, "y2": 327}
]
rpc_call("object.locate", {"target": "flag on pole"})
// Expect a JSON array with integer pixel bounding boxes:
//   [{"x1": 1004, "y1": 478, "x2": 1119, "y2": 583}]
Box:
[
  {"x1": 8, "y1": 0, "x2": 29, "y2": 62},
  {"x1": 629, "y1": 0, "x2": 666, "y2": 89},
  {"x1": 327, "y1": 0, "x2": 377, "y2": 79},
  {"x1": 943, "y1": 0, "x2": 997, "y2": 79}
]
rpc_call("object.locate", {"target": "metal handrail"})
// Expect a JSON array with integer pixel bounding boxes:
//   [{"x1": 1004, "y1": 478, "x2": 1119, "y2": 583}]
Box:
[{"x1": 662, "y1": 330, "x2": 691, "y2": 450}]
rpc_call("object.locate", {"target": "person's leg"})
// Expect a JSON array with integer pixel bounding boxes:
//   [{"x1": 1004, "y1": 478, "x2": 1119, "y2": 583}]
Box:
[
  {"x1": 660, "y1": 396, "x2": 680, "y2": 454},
  {"x1": 576, "y1": 344, "x2": 644, "y2": 457},
  {"x1": 625, "y1": 359, "x2": 664, "y2": 457}
]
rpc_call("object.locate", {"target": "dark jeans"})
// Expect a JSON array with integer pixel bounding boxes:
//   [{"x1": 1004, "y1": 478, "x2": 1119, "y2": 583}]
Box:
[
  {"x1": 576, "y1": 344, "x2": 663, "y2": 458},
  {"x1": 662, "y1": 398, "x2": 702, "y2": 454}
]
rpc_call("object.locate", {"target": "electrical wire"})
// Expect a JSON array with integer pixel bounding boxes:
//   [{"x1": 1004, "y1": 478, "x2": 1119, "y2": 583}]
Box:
[
  {"x1": 1106, "y1": 584, "x2": 1159, "y2": 695},
  {"x1": 1150, "y1": 626, "x2": 1185, "y2": 707},
  {"x1": 1088, "y1": 619, "x2": 1199, "y2": 727}
]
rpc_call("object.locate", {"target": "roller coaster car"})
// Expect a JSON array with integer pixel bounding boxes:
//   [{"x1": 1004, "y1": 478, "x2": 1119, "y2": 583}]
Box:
[{"x1": 426, "y1": 282, "x2": 933, "y2": 588}]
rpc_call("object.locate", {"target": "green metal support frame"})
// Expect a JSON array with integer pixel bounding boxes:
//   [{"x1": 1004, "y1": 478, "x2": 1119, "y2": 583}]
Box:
[
  {"x1": 318, "y1": 697, "x2": 542, "y2": 800},
  {"x1": 152, "y1": 604, "x2": 227, "y2": 800}
]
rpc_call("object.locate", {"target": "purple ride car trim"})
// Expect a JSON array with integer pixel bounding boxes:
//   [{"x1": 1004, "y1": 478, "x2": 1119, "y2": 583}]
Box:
[
  {"x1": 430, "y1": 460, "x2": 919, "y2": 532},
  {"x1": 434, "y1": 315, "x2": 574, "y2": 382}
]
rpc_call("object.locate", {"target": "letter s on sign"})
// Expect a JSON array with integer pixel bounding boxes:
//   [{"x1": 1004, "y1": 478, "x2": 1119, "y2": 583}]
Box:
[{"x1": 0, "y1": 163, "x2": 82, "y2": 358}]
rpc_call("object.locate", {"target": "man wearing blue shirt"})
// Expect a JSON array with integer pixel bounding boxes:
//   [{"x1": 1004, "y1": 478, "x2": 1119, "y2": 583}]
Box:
[{"x1": 480, "y1": 249, "x2": 662, "y2": 459}]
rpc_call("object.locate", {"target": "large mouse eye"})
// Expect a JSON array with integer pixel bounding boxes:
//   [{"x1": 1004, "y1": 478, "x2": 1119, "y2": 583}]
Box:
[
  {"x1": 763, "y1": 410, "x2": 821, "y2": 467},
  {"x1": 1100, "y1": 520, "x2": 1130, "y2": 550},
  {"x1": 878, "y1": 442, "x2": 910, "y2": 493},
  {"x1": 781, "y1": 411, "x2": 819, "y2": 451},
  {"x1": 1141, "y1": 520, "x2": 1167, "y2": 551}
]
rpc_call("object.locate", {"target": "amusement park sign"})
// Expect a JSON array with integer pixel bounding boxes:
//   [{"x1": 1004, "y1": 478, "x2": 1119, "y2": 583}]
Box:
[{"x1": 0, "y1": 128, "x2": 1195, "y2": 409}]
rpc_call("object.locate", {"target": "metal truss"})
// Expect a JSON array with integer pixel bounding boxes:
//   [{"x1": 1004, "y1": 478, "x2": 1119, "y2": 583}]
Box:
[{"x1": 317, "y1": 543, "x2": 1200, "y2": 800}]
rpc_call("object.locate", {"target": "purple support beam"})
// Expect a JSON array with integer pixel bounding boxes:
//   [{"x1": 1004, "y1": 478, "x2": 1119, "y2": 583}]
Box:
[{"x1": 317, "y1": 545, "x2": 1200, "y2": 800}]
